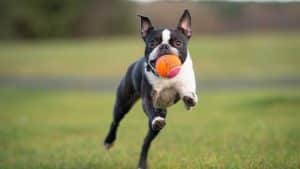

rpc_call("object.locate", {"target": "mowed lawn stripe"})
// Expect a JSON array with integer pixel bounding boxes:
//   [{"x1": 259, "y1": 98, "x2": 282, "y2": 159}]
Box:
[{"x1": 0, "y1": 32, "x2": 299, "y2": 79}]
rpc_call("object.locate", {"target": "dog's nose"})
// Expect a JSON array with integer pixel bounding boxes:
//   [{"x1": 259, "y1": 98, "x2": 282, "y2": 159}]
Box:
[{"x1": 159, "y1": 44, "x2": 169, "y2": 50}]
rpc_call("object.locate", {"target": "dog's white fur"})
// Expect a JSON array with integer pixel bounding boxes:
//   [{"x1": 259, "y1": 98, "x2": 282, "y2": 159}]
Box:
[
  {"x1": 151, "y1": 116, "x2": 165, "y2": 126},
  {"x1": 162, "y1": 29, "x2": 170, "y2": 44},
  {"x1": 145, "y1": 29, "x2": 198, "y2": 109}
]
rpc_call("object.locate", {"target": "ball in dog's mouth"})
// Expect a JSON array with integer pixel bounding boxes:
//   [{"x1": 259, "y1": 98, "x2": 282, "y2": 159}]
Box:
[{"x1": 155, "y1": 55, "x2": 182, "y2": 78}]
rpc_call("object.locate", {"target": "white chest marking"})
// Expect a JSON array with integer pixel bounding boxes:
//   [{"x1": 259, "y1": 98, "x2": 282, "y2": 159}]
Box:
[{"x1": 145, "y1": 52, "x2": 196, "y2": 98}]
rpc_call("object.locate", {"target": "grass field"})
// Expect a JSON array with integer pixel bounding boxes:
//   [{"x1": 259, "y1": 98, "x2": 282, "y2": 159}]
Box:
[
  {"x1": 0, "y1": 88, "x2": 299, "y2": 169},
  {"x1": 0, "y1": 32, "x2": 300, "y2": 169},
  {"x1": 0, "y1": 32, "x2": 300, "y2": 79}
]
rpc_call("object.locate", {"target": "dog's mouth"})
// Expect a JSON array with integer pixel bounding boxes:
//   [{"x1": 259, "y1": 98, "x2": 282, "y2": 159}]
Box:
[
  {"x1": 149, "y1": 59, "x2": 156, "y2": 67},
  {"x1": 149, "y1": 53, "x2": 173, "y2": 67}
]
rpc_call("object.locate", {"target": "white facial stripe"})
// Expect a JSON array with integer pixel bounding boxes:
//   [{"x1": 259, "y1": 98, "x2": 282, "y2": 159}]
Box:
[{"x1": 162, "y1": 29, "x2": 171, "y2": 44}]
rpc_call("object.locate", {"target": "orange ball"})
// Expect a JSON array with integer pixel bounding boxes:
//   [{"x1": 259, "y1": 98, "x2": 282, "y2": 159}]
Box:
[{"x1": 155, "y1": 54, "x2": 182, "y2": 78}]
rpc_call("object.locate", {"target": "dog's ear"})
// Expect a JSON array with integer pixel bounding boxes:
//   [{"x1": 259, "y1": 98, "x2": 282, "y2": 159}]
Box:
[
  {"x1": 177, "y1": 9, "x2": 192, "y2": 39},
  {"x1": 138, "y1": 15, "x2": 154, "y2": 39}
]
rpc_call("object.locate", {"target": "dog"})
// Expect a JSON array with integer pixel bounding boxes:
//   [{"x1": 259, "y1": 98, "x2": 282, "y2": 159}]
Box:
[{"x1": 104, "y1": 10, "x2": 198, "y2": 169}]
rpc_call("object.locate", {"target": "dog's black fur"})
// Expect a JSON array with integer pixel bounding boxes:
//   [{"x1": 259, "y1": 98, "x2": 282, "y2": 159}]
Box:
[{"x1": 104, "y1": 10, "x2": 197, "y2": 169}]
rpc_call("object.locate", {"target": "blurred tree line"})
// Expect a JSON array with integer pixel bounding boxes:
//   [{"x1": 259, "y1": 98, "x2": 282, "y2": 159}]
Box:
[
  {"x1": 0, "y1": 0, "x2": 299, "y2": 39},
  {"x1": 0, "y1": 0, "x2": 134, "y2": 39}
]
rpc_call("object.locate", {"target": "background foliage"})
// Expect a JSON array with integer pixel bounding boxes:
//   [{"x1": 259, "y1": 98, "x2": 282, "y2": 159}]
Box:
[
  {"x1": 0, "y1": 0, "x2": 299, "y2": 39},
  {"x1": 0, "y1": 0, "x2": 133, "y2": 39}
]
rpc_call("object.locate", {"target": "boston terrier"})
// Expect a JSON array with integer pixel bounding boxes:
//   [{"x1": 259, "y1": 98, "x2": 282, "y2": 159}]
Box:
[{"x1": 104, "y1": 10, "x2": 198, "y2": 169}]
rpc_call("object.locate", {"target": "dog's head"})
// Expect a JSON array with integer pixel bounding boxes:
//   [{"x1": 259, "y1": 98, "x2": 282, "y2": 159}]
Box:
[{"x1": 139, "y1": 10, "x2": 192, "y2": 69}]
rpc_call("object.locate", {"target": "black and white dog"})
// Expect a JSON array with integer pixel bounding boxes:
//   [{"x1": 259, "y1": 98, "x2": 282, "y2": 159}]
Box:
[{"x1": 104, "y1": 10, "x2": 198, "y2": 169}]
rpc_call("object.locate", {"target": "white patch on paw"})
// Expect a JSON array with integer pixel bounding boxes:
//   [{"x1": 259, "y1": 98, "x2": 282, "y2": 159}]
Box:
[
  {"x1": 184, "y1": 92, "x2": 198, "y2": 103},
  {"x1": 104, "y1": 142, "x2": 114, "y2": 150},
  {"x1": 151, "y1": 116, "x2": 165, "y2": 126},
  {"x1": 183, "y1": 92, "x2": 198, "y2": 111}
]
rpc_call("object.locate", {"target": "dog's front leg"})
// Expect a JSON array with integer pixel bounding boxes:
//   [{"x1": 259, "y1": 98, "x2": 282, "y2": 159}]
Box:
[
  {"x1": 138, "y1": 94, "x2": 167, "y2": 169},
  {"x1": 176, "y1": 55, "x2": 198, "y2": 110},
  {"x1": 176, "y1": 77, "x2": 198, "y2": 110}
]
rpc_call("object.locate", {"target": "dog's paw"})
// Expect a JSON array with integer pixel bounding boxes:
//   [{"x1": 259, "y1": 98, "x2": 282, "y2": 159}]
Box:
[
  {"x1": 151, "y1": 117, "x2": 166, "y2": 131},
  {"x1": 103, "y1": 133, "x2": 116, "y2": 150},
  {"x1": 104, "y1": 142, "x2": 114, "y2": 150},
  {"x1": 183, "y1": 93, "x2": 198, "y2": 110},
  {"x1": 138, "y1": 160, "x2": 148, "y2": 169},
  {"x1": 137, "y1": 167, "x2": 146, "y2": 169}
]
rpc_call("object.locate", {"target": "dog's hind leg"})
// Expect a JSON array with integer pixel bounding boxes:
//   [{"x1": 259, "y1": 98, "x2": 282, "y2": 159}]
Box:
[
  {"x1": 137, "y1": 127, "x2": 160, "y2": 169},
  {"x1": 138, "y1": 96, "x2": 167, "y2": 169},
  {"x1": 137, "y1": 110, "x2": 167, "y2": 169},
  {"x1": 104, "y1": 77, "x2": 139, "y2": 150}
]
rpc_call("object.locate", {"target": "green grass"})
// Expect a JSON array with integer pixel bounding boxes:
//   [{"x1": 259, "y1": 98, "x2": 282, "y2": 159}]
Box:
[
  {"x1": 1, "y1": 88, "x2": 299, "y2": 169},
  {"x1": 0, "y1": 32, "x2": 299, "y2": 79},
  {"x1": 0, "y1": 32, "x2": 299, "y2": 168}
]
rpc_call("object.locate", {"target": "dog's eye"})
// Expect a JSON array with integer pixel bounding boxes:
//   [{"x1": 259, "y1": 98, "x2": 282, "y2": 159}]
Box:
[
  {"x1": 174, "y1": 40, "x2": 183, "y2": 47},
  {"x1": 149, "y1": 40, "x2": 157, "y2": 48}
]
